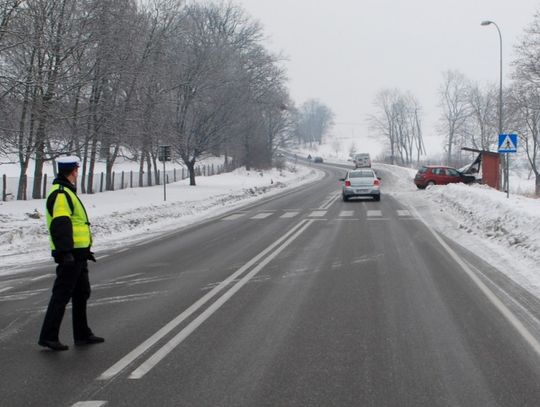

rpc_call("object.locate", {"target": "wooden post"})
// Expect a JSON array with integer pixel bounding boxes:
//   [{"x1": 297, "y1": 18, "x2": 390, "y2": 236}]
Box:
[
  {"x1": 130, "y1": 171, "x2": 133, "y2": 188},
  {"x1": 121, "y1": 171, "x2": 125, "y2": 189},
  {"x1": 112, "y1": 172, "x2": 115, "y2": 191},
  {"x1": 174, "y1": 168, "x2": 176, "y2": 182},
  {"x1": 182, "y1": 168, "x2": 185, "y2": 179},
  {"x1": 100, "y1": 172, "x2": 104, "y2": 192}
]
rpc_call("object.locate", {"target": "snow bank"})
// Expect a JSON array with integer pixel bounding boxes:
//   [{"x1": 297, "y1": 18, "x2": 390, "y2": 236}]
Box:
[{"x1": 0, "y1": 165, "x2": 323, "y2": 274}]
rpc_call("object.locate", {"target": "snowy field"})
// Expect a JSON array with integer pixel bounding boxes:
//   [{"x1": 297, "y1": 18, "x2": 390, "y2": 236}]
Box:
[{"x1": 0, "y1": 153, "x2": 539, "y2": 301}]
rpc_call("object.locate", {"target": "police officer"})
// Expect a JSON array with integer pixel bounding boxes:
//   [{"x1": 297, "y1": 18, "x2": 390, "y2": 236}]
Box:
[{"x1": 38, "y1": 156, "x2": 104, "y2": 351}]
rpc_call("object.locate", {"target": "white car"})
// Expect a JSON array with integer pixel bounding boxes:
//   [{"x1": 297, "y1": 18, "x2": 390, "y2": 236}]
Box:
[
  {"x1": 340, "y1": 169, "x2": 381, "y2": 201},
  {"x1": 353, "y1": 153, "x2": 371, "y2": 168}
]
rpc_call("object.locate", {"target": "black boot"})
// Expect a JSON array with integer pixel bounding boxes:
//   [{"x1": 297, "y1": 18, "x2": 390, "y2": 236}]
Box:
[
  {"x1": 74, "y1": 335, "x2": 105, "y2": 346},
  {"x1": 38, "y1": 340, "x2": 69, "y2": 351}
]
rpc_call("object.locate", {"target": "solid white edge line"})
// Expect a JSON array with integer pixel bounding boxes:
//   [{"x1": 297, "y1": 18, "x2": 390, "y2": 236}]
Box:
[
  {"x1": 128, "y1": 219, "x2": 314, "y2": 379},
  {"x1": 71, "y1": 402, "x2": 107, "y2": 407},
  {"x1": 98, "y1": 219, "x2": 309, "y2": 381},
  {"x1": 0, "y1": 287, "x2": 13, "y2": 293},
  {"x1": 409, "y1": 206, "x2": 540, "y2": 358}
]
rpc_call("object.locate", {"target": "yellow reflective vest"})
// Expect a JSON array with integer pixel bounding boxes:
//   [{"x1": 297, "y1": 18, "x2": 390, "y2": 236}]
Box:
[{"x1": 46, "y1": 184, "x2": 92, "y2": 250}]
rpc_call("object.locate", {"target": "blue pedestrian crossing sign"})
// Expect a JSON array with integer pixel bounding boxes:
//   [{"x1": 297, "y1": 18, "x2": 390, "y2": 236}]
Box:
[{"x1": 498, "y1": 134, "x2": 518, "y2": 153}]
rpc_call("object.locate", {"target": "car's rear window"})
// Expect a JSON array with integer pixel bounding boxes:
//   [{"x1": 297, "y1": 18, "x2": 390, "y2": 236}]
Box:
[
  {"x1": 350, "y1": 170, "x2": 373, "y2": 178},
  {"x1": 417, "y1": 166, "x2": 428, "y2": 174}
]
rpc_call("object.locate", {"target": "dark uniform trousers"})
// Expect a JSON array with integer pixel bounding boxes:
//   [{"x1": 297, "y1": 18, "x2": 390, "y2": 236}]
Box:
[{"x1": 39, "y1": 259, "x2": 92, "y2": 342}]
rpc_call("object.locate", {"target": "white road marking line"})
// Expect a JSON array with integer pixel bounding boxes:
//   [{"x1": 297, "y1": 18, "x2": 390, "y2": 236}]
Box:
[
  {"x1": 320, "y1": 193, "x2": 340, "y2": 210},
  {"x1": 129, "y1": 219, "x2": 315, "y2": 379},
  {"x1": 223, "y1": 213, "x2": 244, "y2": 220},
  {"x1": 116, "y1": 248, "x2": 129, "y2": 253},
  {"x1": 409, "y1": 206, "x2": 540, "y2": 358},
  {"x1": 0, "y1": 287, "x2": 13, "y2": 293},
  {"x1": 367, "y1": 210, "x2": 382, "y2": 217},
  {"x1": 98, "y1": 219, "x2": 310, "y2": 381},
  {"x1": 397, "y1": 210, "x2": 412, "y2": 217},
  {"x1": 280, "y1": 211, "x2": 300, "y2": 218},
  {"x1": 250, "y1": 212, "x2": 273, "y2": 219},
  {"x1": 339, "y1": 210, "x2": 354, "y2": 217},
  {"x1": 309, "y1": 210, "x2": 327, "y2": 217},
  {"x1": 30, "y1": 275, "x2": 52, "y2": 282},
  {"x1": 71, "y1": 402, "x2": 107, "y2": 407}
]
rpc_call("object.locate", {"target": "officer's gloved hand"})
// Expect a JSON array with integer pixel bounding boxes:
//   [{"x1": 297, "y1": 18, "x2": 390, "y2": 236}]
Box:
[
  {"x1": 87, "y1": 251, "x2": 97, "y2": 262},
  {"x1": 63, "y1": 252, "x2": 76, "y2": 267}
]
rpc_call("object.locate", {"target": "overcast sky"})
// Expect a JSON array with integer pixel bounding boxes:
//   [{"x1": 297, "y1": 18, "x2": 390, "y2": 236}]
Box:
[{"x1": 235, "y1": 0, "x2": 540, "y2": 156}]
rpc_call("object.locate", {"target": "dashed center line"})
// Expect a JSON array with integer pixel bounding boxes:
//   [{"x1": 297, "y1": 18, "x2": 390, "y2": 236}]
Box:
[
  {"x1": 397, "y1": 210, "x2": 412, "y2": 217},
  {"x1": 367, "y1": 210, "x2": 382, "y2": 217},
  {"x1": 281, "y1": 212, "x2": 300, "y2": 218},
  {"x1": 250, "y1": 212, "x2": 273, "y2": 219},
  {"x1": 339, "y1": 210, "x2": 354, "y2": 217},
  {"x1": 309, "y1": 210, "x2": 327, "y2": 217}
]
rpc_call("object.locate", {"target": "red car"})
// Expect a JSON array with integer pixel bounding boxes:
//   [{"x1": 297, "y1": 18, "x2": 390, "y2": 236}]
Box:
[{"x1": 414, "y1": 165, "x2": 476, "y2": 189}]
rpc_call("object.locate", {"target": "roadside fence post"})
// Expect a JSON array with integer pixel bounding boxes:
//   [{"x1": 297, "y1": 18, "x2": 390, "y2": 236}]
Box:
[
  {"x1": 130, "y1": 171, "x2": 133, "y2": 188},
  {"x1": 112, "y1": 172, "x2": 115, "y2": 191},
  {"x1": 121, "y1": 171, "x2": 125, "y2": 189},
  {"x1": 100, "y1": 172, "x2": 104, "y2": 192}
]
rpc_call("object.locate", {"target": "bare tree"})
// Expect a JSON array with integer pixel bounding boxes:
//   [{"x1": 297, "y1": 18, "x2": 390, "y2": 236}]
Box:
[
  {"x1": 512, "y1": 10, "x2": 540, "y2": 195},
  {"x1": 0, "y1": 0, "x2": 296, "y2": 197},
  {"x1": 369, "y1": 89, "x2": 425, "y2": 165},
  {"x1": 294, "y1": 99, "x2": 334, "y2": 147},
  {"x1": 466, "y1": 82, "x2": 498, "y2": 151},
  {"x1": 438, "y1": 70, "x2": 471, "y2": 165}
]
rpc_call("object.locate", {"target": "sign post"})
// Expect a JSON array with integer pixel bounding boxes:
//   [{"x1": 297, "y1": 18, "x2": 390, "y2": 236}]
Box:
[
  {"x1": 158, "y1": 145, "x2": 172, "y2": 201},
  {"x1": 498, "y1": 134, "x2": 517, "y2": 199}
]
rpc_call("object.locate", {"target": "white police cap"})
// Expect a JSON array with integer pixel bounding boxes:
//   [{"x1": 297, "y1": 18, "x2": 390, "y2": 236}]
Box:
[{"x1": 56, "y1": 156, "x2": 80, "y2": 170}]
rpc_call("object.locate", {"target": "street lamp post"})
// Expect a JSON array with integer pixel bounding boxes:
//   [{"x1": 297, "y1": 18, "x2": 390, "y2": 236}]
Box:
[{"x1": 481, "y1": 20, "x2": 507, "y2": 194}]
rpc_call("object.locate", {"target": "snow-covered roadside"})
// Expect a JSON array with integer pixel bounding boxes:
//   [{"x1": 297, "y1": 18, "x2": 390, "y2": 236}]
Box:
[
  {"x1": 0, "y1": 165, "x2": 323, "y2": 275},
  {"x1": 375, "y1": 163, "x2": 540, "y2": 298}
]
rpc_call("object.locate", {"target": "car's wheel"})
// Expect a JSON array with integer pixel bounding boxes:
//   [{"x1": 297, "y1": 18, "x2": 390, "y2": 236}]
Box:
[
  {"x1": 342, "y1": 194, "x2": 348, "y2": 202},
  {"x1": 426, "y1": 180, "x2": 436, "y2": 187},
  {"x1": 373, "y1": 195, "x2": 380, "y2": 202}
]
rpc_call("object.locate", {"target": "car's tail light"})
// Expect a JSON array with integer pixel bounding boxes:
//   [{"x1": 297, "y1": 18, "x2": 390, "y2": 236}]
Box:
[
  {"x1": 373, "y1": 179, "x2": 380, "y2": 186},
  {"x1": 345, "y1": 180, "x2": 351, "y2": 187}
]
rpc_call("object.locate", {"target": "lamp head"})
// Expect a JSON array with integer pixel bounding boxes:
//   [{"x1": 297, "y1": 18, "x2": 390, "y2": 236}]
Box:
[{"x1": 481, "y1": 20, "x2": 493, "y2": 26}]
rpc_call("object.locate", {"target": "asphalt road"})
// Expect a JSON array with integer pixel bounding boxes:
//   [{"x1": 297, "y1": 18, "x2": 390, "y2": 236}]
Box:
[{"x1": 1, "y1": 161, "x2": 539, "y2": 407}]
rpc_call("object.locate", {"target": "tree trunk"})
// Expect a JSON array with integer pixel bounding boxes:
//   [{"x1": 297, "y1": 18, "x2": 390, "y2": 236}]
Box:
[
  {"x1": 87, "y1": 137, "x2": 98, "y2": 193},
  {"x1": 187, "y1": 160, "x2": 196, "y2": 186},
  {"x1": 32, "y1": 136, "x2": 45, "y2": 199},
  {"x1": 139, "y1": 153, "x2": 145, "y2": 187},
  {"x1": 146, "y1": 151, "x2": 152, "y2": 186}
]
